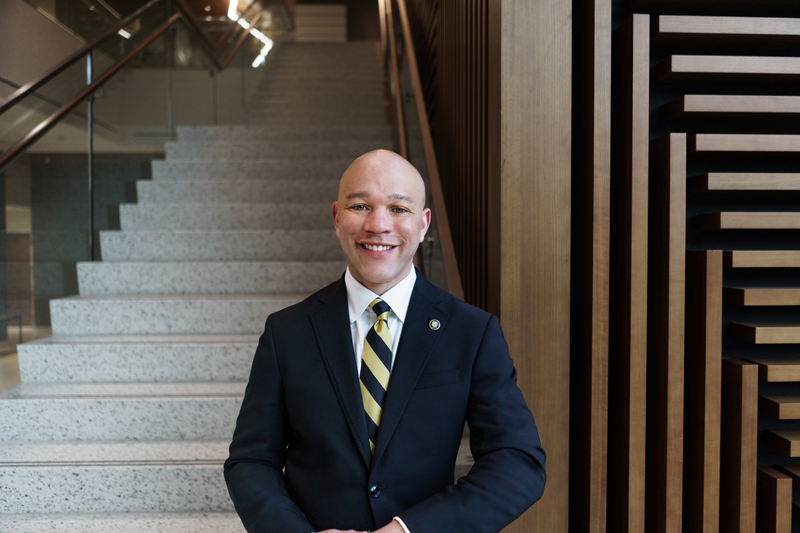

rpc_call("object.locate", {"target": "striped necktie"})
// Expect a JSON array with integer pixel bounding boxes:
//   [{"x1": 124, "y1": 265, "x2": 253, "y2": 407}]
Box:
[{"x1": 360, "y1": 298, "x2": 393, "y2": 455}]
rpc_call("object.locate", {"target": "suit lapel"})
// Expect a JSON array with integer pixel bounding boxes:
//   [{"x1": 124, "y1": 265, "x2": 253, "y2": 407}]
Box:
[
  {"x1": 372, "y1": 275, "x2": 446, "y2": 465},
  {"x1": 309, "y1": 278, "x2": 372, "y2": 468}
]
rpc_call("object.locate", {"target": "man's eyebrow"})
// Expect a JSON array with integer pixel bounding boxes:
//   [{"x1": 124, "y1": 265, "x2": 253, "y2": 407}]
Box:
[
  {"x1": 345, "y1": 192, "x2": 370, "y2": 201},
  {"x1": 389, "y1": 193, "x2": 415, "y2": 204}
]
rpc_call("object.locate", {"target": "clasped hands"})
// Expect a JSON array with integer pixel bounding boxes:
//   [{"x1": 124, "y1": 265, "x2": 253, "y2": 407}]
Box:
[{"x1": 319, "y1": 520, "x2": 404, "y2": 533}]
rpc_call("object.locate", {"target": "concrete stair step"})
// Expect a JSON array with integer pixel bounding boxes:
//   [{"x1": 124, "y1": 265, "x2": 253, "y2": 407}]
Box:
[
  {"x1": 151, "y1": 157, "x2": 354, "y2": 181},
  {"x1": 17, "y1": 334, "x2": 258, "y2": 383},
  {"x1": 136, "y1": 179, "x2": 338, "y2": 204},
  {"x1": 119, "y1": 203, "x2": 331, "y2": 230},
  {"x1": 245, "y1": 113, "x2": 386, "y2": 125},
  {"x1": 0, "y1": 513, "x2": 244, "y2": 532},
  {"x1": 100, "y1": 229, "x2": 343, "y2": 261},
  {"x1": 49, "y1": 293, "x2": 304, "y2": 335},
  {"x1": 0, "y1": 440, "x2": 233, "y2": 514},
  {"x1": 0, "y1": 383, "x2": 244, "y2": 441},
  {"x1": 77, "y1": 260, "x2": 345, "y2": 295},
  {"x1": 164, "y1": 139, "x2": 390, "y2": 160},
  {"x1": 175, "y1": 124, "x2": 391, "y2": 142}
]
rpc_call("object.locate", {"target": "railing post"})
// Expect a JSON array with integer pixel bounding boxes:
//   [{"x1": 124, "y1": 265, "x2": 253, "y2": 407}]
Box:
[{"x1": 86, "y1": 53, "x2": 95, "y2": 262}]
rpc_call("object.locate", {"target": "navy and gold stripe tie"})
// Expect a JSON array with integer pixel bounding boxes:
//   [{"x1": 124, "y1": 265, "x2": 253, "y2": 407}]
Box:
[{"x1": 360, "y1": 298, "x2": 393, "y2": 455}]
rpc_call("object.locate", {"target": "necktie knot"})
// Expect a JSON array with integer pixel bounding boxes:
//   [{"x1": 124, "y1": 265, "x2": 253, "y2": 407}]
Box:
[{"x1": 369, "y1": 298, "x2": 391, "y2": 320}]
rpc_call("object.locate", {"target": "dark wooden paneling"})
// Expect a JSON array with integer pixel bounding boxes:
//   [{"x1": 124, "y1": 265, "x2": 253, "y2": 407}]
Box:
[
  {"x1": 646, "y1": 133, "x2": 686, "y2": 533},
  {"x1": 608, "y1": 14, "x2": 649, "y2": 533},
  {"x1": 573, "y1": 0, "x2": 610, "y2": 532},
  {"x1": 757, "y1": 466, "x2": 792, "y2": 533},
  {"x1": 683, "y1": 250, "x2": 722, "y2": 532},
  {"x1": 720, "y1": 359, "x2": 758, "y2": 532}
]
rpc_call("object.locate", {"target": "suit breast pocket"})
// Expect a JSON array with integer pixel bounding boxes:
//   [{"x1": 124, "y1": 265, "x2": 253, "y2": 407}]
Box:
[{"x1": 415, "y1": 369, "x2": 460, "y2": 390}]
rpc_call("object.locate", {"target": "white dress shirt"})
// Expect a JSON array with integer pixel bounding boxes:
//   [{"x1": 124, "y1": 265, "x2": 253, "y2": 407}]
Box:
[{"x1": 344, "y1": 266, "x2": 415, "y2": 533}]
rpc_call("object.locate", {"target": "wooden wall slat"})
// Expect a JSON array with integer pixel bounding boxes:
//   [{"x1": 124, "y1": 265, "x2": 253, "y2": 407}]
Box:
[
  {"x1": 757, "y1": 465, "x2": 793, "y2": 533},
  {"x1": 498, "y1": 0, "x2": 571, "y2": 530},
  {"x1": 720, "y1": 359, "x2": 758, "y2": 532},
  {"x1": 573, "y1": 0, "x2": 610, "y2": 532},
  {"x1": 646, "y1": 132, "x2": 686, "y2": 533},
  {"x1": 608, "y1": 14, "x2": 649, "y2": 533},
  {"x1": 683, "y1": 250, "x2": 722, "y2": 532}
]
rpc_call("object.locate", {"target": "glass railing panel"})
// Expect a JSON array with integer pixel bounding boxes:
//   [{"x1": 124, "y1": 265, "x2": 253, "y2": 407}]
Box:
[
  {"x1": 0, "y1": 59, "x2": 91, "y2": 155},
  {"x1": 1, "y1": 102, "x2": 93, "y2": 331}
]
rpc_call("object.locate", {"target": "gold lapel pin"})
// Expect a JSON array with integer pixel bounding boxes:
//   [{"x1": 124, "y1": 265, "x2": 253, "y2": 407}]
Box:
[{"x1": 429, "y1": 319, "x2": 441, "y2": 330}]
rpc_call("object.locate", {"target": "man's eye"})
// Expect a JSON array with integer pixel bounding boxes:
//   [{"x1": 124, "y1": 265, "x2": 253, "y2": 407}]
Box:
[
  {"x1": 351, "y1": 205, "x2": 367, "y2": 211},
  {"x1": 392, "y1": 207, "x2": 409, "y2": 214}
]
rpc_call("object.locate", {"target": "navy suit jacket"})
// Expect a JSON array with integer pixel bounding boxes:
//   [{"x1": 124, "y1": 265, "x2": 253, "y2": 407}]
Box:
[{"x1": 224, "y1": 271, "x2": 546, "y2": 533}]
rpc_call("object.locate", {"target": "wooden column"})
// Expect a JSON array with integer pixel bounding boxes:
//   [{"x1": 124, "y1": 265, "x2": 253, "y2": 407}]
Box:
[
  {"x1": 573, "y1": 1, "x2": 610, "y2": 532},
  {"x1": 720, "y1": 359, "x2": 758, "y2": 533},
  {"x1": 683, "y1": 250, "x2": 722, "y2": 532},
  {"x1": 608, "y1": 14, "x2": 649, "y2": 533},
  {"x1": 646, "y1": 133, "x2": 686, "y2": 533},
  {"x1": 756, "y1": 466, "x2": 792, "y2": 533},
  {"x1": 495, "y1": 0, "x2": 571, "y2": 530}
]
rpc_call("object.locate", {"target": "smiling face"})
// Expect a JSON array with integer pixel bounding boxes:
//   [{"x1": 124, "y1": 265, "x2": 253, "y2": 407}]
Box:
[{"x1": 332, "y1": 150, "x2": 431, "y2": 295}]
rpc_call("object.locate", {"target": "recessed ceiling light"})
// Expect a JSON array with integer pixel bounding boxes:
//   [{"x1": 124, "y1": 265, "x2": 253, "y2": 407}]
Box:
[{"x1": 204, "y1": 5, "x2": 211, "y2": 11}]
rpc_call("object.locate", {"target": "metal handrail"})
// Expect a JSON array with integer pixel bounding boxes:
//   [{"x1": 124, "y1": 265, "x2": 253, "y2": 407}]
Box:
[
  {"x1": 384, "y1": 0, "x2": 464, "y2": 300},
  {"x1": 0, "y1": 4, "x2": 268, "y2": 174},
  {"x1": 0, "y1": 0, "x2": 164, "y2": 116}
]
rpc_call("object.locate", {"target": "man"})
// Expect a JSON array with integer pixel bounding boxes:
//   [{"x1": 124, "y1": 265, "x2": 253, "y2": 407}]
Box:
[{"x1": 224, "y1": 150, "x2": 546, "y2": 533}]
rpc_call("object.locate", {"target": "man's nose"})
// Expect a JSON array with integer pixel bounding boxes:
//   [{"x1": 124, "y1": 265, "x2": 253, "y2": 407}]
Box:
[{"x1": 364, "y1": 208, "x2": 391, "y2": 233}]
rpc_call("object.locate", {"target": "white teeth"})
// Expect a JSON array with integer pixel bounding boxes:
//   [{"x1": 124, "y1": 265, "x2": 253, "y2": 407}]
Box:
[{"x1": 364, "y1": 244, "x2": 392, "y2": 251}]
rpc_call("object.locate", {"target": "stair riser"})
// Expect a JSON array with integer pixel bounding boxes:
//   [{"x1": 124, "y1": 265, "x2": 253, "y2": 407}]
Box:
[
  {"x1": 0, "y1": 513, "x2": 244, "y2": 532},
  {"x1": 151, "y1": 159, "x2": 352, "y2": 181},
  {"x1": 164, "y1": 140, "x2": 390, "y2": 161},
  {"x1": 176, "y1": 125, "x2": 391, "y2": 142},
  {"x1": 136, "y1": 180, "x2": 339, "y2": 204},
  {"x1": 119, "y1": 204, "x2": 332, "y2": 231},
  {"x1": 0, "y1": 467, "x2": 232, "y2": 513},
  {"x1": 0, "y1": 398, "x2": 241, "y2": 441},
  {"x1": 77, "y1": 261, "x2": 346, "y2": 296},
  {"x1": 18, "y1": 343, "x2": 255, "y2": 383},
  {"x1": 100, "y1": 231, "x2": 344, "y2": 262},
  {"x1": 50, "y1": 297, "x2": 301, "y2": 335}
]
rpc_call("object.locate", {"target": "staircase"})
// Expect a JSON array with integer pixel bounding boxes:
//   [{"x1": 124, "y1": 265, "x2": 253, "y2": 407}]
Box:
[{"x1": 0, "y1": 42, "x2": 391, "y2": 531}]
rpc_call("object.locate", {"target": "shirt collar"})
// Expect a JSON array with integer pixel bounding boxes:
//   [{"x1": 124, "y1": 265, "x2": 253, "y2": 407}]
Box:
[{"x1": 345, "y1": 266, "x2": 417, "y2": 324}]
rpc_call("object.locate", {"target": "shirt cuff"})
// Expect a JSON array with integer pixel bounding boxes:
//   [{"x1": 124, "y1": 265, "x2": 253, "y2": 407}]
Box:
[{"x1": 393, "y1": 516, "x2": 411, "y2": 533}]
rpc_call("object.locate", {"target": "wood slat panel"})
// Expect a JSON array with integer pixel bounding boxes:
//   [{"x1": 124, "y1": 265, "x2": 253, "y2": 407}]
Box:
[
  {"x1": 756, "y1": 466, "x2": 792, "y2": 533},
  {"x1": 573, "y1": 0, "x2": 610, "y2": 531},
  {"x1": 733, "y1": 324, "x2": 800, "y2": 344},
  {"x1": 724, "y1": 288, "x2": 800, "y2": 306},
  {"x1": 760, "y1": 396, "x2": 800, "y2": 420},
  {"x1": 690, "y1": 134, "x2": 800, "y2": 153},
  {"x1": 689, "y1": 174, "x2": 800, "y2": 192},
  {"x1": 746, "y1": 359, "x2": 800, "y2": 381},
  {"x1": 724, "y1": 251, "x2": 800, "y2": 267},
  {"x1": 653, "y1": 55, "x2": 800, "y2": 84},
  {"x1": 652, "y1": 15, "x2": 800, "y2": 46},
  {"x1": 646, "y1": 132, "x2": 685, "y2": 533},
  {"x1": 720, "y1": 359, "x2": 758, "y2": 532},
  {"x1": 700, "y1": 213, "x2": 800, "y2": 230},
  {"x1": 764, "y1": 430, "x2": 800, "y2": 456},
  {"x1": 497, "y1": 0, "x2": 571, "y2": 530},
  {"x1": 683, "y1": 250, "x2": 722, "y2": 533},
  {"x1": 665, "y1": 95, "x2": 800, "y2": 120},
  {"x1": 608, "y1": 14, "x2": 649, "y2": 533}
]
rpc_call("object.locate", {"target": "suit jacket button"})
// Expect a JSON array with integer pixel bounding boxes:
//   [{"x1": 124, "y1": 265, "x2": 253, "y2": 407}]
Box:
[{"x1": 369, "y1": 485, "x2": 380, "y2": 498}]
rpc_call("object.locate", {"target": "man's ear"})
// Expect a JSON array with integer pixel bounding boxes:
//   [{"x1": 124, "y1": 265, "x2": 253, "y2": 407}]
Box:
[
  {"x1": 332, "y1": 202, "x2": 340, "y2": 234},
  {"x1": 419, "y1": 208, "x2": 432, "y2": 242}
]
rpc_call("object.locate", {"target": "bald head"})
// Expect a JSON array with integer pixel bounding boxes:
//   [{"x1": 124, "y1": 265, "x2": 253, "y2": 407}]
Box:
[{"x1": 338, "y1": 149, "x2": 426, "y2": 208}]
